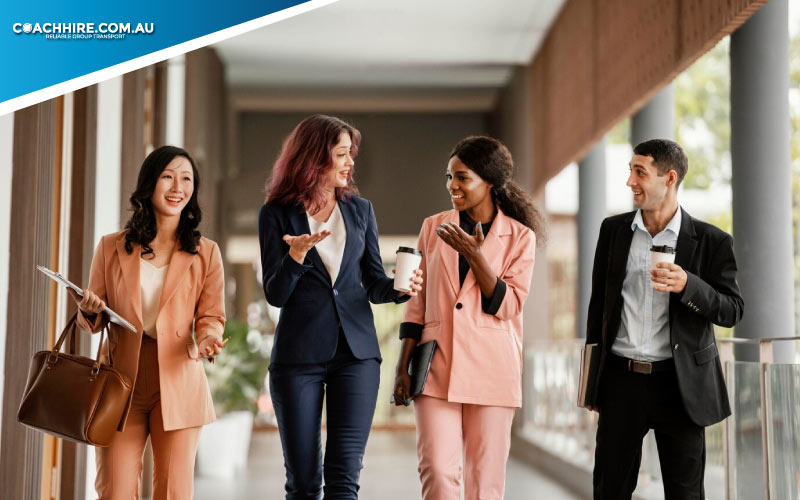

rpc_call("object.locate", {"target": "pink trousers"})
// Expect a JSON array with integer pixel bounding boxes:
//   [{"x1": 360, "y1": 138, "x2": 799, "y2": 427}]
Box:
[
  {"x1": 414, "y1": 395, "x2": 516, "y2": 500},
  {"x1": 95, "y1": 335, "x2": 201, "y2": 500}
]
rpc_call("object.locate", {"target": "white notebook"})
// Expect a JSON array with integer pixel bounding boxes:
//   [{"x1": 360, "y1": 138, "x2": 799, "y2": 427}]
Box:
[{"x1": 36, "y1": 265, "x2": 136, "y2": 333}]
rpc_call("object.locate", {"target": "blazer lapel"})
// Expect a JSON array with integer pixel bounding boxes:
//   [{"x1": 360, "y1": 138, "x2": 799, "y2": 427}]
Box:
[
  {"x1": 603, "y1": 212, "x2": 635, "y2": 347},
  {"x1": 333, "y1": 200, "x2": 357, "y2": 287},
  {"x1": 115, "y1": 236, "x2": 143, "y2": 329},
  {"x1": 670, "y1": 207, "x2": 698, "y2": 321},
  {"x1": 459, "y1": 208, "x2": 511, "y2": 298},
  {"x1": 610, "y1": 212, "x2": 635, "y2": 283},
  {"x1": 438, "y1": 210, "x2": 461, "y2": 297},
  {"x1": 288, "y1": 205, "x2": 331, "y2": 283},
  {"x1": 157, "y1": 244, "x2": 194, "y2": 316},
  {"x1": 673, "y1": 208, "x2": 697, "y2": 272}
]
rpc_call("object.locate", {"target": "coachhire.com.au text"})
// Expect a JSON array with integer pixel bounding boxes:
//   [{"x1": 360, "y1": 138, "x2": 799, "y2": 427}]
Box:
[{"x1": 12, "y1": 22, "x2": 155, "y2": 40}]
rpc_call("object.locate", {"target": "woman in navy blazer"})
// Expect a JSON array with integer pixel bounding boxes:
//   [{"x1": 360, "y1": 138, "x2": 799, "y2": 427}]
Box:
[{"x1": 258, "y1": 115, "x2": 422, "y2": 500}]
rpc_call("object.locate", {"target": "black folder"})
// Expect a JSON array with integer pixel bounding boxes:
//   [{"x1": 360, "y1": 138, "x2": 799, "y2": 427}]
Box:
[
  {"x1": 577, "y1": 343, "x2": 601, "y2": 408},
  {"x1": 409, "y1": 340, "x2": 437, "y2": 397}
]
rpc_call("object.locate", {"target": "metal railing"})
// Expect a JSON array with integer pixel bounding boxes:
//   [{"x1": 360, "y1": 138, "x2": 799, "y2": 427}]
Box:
[
  {"x1": 717, "y1": 337, "x2": 800, "y2": 500},
  {"x1": 519, "y1": 337, "x2": 800, "y2": 500}
]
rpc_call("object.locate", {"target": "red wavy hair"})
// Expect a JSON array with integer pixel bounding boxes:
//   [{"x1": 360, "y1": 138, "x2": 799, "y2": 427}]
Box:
[{"x1": 265, "y1": 115, "x2": 360, "y2": 214}]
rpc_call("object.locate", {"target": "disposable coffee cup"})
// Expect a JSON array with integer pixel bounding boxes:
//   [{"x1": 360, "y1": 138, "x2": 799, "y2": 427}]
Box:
[
  {"x1": 394, "y1": 247, "x2": 422, "y2": 293},
  {"x1": 650, "y1": 245, "x2": 676, "y2": 290}
]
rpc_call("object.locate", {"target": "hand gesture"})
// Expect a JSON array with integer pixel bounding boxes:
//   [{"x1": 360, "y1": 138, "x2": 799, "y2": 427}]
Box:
[
  {"x1": 392, "y1": 370, "x2": 412, "y2": 406},
  {"x1": 436, "y1": 221, "x2": 484, "y2": 259},
  {"x1": 67, "y1": 287, "x2": 106, "y2": 315},
  {"x1": 283, "y1": 230, "x2": 331, "y2": 264},
  {"x1": 197, "y1": 336, "x2": 225, "y2": 362},
  {"x1": 393, "y1": 268, "x2": 424, "y2": 297},
  {"x1": 650, "y1": 262, "x2": 688, "y2": 293}
]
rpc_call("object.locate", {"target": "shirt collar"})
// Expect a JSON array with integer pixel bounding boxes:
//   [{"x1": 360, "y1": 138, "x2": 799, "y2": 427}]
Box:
[{"x1": 631, "y1": 206, "x2": 682, "y2": 236}]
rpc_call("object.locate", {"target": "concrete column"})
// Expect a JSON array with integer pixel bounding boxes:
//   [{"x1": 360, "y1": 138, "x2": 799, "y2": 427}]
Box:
[
  {"x1": 577, "y1": 139, "x2": 606, "y2": 338},
  {"x1": 730, "y1": 0, "x2": 794, "y2": 362},
  {"x1": 85, "y1": 76, "x2": 123, "y2": 499},
  {"x1": 631, "y1": 84, "x2": 674, "y2": 145},
  {"x1": 165, "y1": 54, "x2": 185, "y2": 147}
]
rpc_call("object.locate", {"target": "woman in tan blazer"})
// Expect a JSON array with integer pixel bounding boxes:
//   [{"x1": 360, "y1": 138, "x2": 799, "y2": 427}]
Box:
[
  {"x1": 392, "y1": 136, "x2": 544, "y2": 500},
  {"x1": 68, "y1": 145, "x2": 226, "y2": 500}
]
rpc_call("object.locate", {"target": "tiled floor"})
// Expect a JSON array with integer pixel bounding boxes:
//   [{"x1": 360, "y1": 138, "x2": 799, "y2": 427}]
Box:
[{"x1": 194, "y1": 430, "x2": 581, "y2": 499}]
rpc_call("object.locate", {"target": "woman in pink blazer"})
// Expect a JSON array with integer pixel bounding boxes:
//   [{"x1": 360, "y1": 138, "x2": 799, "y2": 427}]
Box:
[
  {"x1": 68, "y1": 146, "x2": 226, "y2": 500},
  {"x1": 392, "y1": 136, "x2": 544, "y2": 500}
]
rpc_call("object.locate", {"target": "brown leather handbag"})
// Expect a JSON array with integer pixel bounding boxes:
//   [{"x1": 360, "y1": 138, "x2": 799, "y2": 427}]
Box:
[{"x1": 17, "y1": 313, "x2": 132, "y2": 447}]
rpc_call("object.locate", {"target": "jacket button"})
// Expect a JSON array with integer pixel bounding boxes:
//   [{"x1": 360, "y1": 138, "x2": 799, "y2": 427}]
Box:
[
  {"x1": 456, "y1": 303, "x2": 463, "y2": 310},
  {"x1": 333, "y1": 289, "x2": 339, "y2": 296},
  {"x1": 674, "y1": 344, "x2": 679, "y2": 350}
]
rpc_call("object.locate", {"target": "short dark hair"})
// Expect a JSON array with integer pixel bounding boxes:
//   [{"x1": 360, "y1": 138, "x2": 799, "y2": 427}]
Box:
[{"x1": 633, "y1": 139, "x2": 688, "y2": 187}]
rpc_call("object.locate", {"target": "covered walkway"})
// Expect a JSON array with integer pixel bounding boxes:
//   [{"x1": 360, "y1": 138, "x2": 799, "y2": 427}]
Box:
[
  {"x1": 195, "y1": 430, "x2": 580, "y2": 500},
  {"x1": 0, "y1": 1, "x2": 798, "y2": 499}
]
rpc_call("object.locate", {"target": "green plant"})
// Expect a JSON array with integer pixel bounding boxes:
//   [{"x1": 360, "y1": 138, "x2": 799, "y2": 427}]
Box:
[{"x1": 204, "y1": 320, "x2": 270, "y2": 415}]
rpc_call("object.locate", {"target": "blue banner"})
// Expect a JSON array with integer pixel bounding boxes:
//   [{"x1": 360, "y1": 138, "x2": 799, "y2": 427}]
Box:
[{"x1": 1, "y1": 0, "x2": 312, "y2": 109}]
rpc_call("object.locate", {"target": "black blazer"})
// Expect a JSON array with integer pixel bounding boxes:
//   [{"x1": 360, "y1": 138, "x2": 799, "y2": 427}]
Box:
[
  {"x1": 258, "y1": 196, "x2": 408, "y2": 365},
  {"x1": 586, "y1": 208, "x2": 744, "y2": 427}
]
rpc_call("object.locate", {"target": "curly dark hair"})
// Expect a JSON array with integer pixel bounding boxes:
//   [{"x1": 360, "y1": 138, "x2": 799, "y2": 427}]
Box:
[
  {"x1": 449, "y1": 136, "x2": 546, "y2": 246},
  {"x1": 124, "y1": 145, "x2": 202, "y2": 256}
]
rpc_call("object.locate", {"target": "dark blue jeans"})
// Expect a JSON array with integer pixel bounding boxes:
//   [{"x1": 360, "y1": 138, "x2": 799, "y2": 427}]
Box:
[{"x1": 269, "y1": 331, "x2": 380, "y2": 500}]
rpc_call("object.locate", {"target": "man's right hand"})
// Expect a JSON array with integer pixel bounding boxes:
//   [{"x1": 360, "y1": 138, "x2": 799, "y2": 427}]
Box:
[
  {"x1": 283, "y1": 230, "x2": 331, "y2": 264},
  {"x1": 67, "y1": 288, "x2": 106, "y2": 315}
]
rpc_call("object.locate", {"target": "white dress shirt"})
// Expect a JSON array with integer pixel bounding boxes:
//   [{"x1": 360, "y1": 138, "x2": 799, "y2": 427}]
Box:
[
  {"x1": 307, "y1": 203, "x2": 346, "y2": 285},
  {"x1": 612, "y1": 207, "x2": 681, "y2": 361}
]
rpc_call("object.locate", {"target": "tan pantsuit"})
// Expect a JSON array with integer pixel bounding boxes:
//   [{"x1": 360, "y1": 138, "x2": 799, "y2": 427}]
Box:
[
  {"x1": 95, "y1": 335, "x2": 201, "y2": 500},
  {"x1": 78, "y1": 231, "x2": 226, "y2": 499}
]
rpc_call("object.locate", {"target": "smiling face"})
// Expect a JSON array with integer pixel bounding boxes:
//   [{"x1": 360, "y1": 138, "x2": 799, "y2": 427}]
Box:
[
  {"x1": 446, "y1": 156, "x2": 492, "y2": 211},
  {"x1": 151, "y1": 156, "x2": 194, "y2": 218},
  {"x1": 324, "y1": 131, "x2": 354, "y2": 190},
  {"x1": 626, "y1": 154, "x2": 676, "y2": 211}
]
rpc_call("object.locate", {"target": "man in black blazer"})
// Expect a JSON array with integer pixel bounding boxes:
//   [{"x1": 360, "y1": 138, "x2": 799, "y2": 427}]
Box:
[{"x1": 585, "y1": 139, "x2": 743, "y2": 500}]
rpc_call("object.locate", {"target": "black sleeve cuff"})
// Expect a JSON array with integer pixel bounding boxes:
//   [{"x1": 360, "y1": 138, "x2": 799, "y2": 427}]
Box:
[
  {"x1": 393, "y1": 288, "x2": 412, "y2": 304},
  {"x1": 399, "y1": 322, "x2": 423, "y2": 341},
  {"x1": 481, "y1": 277, "x2": 507, "y2": 315}
]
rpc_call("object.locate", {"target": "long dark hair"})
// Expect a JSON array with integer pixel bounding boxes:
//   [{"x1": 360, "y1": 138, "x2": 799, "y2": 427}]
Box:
[
  {"x1": 124, "y1": 145, "x2": 202, "y2": 256},
  {"x1": 449, "y1": 136, "x2": 546, "y2": 245},
  {"x1": 265, "y1": 114, "x2": 360, "y2": 214}
]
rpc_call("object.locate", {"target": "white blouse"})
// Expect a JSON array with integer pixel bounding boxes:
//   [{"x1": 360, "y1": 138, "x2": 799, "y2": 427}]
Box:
[
  {"x1": 140, "y1": 259, "x2": 168, "y2": 339},
  {"x1": 307, "y1": 203, "x2": 346, "y2": 284}
]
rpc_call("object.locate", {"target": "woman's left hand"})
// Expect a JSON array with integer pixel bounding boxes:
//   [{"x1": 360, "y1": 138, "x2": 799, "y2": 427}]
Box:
[
  {"x1": 395, "y1": 268, "x2": 424, "y2": 297},
  {"x1": 436, "y1": 221, "x2": 484, "y2": 259},
  {"x1": 197, "y1": 336, "x2": 225, "y2": 361}
]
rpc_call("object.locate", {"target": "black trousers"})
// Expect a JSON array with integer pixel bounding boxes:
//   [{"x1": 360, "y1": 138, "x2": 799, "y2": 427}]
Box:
[
  {"x1": 269, "y1": 330, "x2": 380, "y2": 500},
  {"x1": 593, "y1": 358, "x2": 706, "y2": 500}
]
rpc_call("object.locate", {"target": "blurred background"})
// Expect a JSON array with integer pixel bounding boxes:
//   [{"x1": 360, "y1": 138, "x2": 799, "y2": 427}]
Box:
[{"x1": 1, "y1": 0, "x2": 799, "y2": 499}]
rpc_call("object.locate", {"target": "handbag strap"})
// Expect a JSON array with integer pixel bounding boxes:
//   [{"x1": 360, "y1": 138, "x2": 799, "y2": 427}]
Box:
[{"x1": 49, "y1": 313, "x2": 114, "y2": 373}]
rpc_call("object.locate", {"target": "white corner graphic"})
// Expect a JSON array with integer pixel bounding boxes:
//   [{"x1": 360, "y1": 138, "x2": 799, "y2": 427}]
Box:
[{"x1": 0, "y1": 0, "x2": 339, "y2": 117}]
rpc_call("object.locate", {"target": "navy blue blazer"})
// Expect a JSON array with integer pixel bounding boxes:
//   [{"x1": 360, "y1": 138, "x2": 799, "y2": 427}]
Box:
[{"x1": 258, "y1": 195, "x2": 408, "y2": 364}]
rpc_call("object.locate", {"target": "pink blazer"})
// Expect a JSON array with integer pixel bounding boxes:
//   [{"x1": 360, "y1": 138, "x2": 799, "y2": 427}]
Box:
[
  {"x1": 76, "y1": 230, "x2": 225, "y2": 431},
  {"x1": 402, "y1": 208, "x2": 536, "y2": 408}
]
